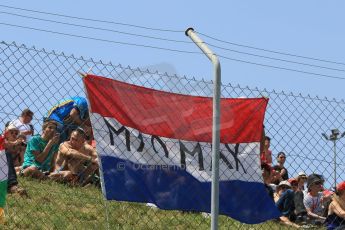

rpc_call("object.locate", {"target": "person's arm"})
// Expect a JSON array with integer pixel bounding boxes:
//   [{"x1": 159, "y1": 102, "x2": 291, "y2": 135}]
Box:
[
  {"x1": 280, "y1": 168, "x2": 286, "y2": 177},
  {"x1": 32, "y1": 134, "x2": 59, "y2": 163},
  {"x1": 330, "y1": 201, "x2": 345, "y2": 219},
  {"x1": 304, "y1": 197, "x2": 326, "y2": 220},
  {"x1": 52, "y1": 143, "x2": 67, "y2": 171},
  {"x1": 20, "y1": 130, "x2": 33, "y2": 135},
  {"x1": 86, "y1": 145, "x2": 98, "y2": 164},
  {"x1": 60, "y1": 144, "x2": 92, "y2": 162},
  {"x1": 305, "y1": 207, "x2": 325, "y2": 220},
  {"x1": 4, "y1": 139, "x2": 25, "y2": 153},
  {"x1": 267, "y1": 153, "x2": 272, "y2": 165}
]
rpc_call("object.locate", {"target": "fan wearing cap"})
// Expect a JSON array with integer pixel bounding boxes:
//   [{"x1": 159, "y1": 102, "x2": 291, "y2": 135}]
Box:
[
  {"x1": 1, "y1": 123, "x2": 27, "y2": 196},
  {"x1": 288, "y1": 176, "x2": 309, "y2": 225},
  {"x1": 274, "y1": 180, "x2": 300, "y2": 228},
  {"x1": 288, "y1": 178, "x2": 299, "y2": 192},
  {"x1": 46, "y1": 96, "x2": 91, "y2": 143},
  {"x1": 4, "y1": 124, "x2": 26, "y2": 166},
  {"x1": 325, "y1": 181, "x2": 345, "y2": 229},
  {"x1": 297, "y1": 172, "x2": 308, "y2": 192},
  {"x1": 303, "y1": 174, "x2": 327, "y2": 224}
]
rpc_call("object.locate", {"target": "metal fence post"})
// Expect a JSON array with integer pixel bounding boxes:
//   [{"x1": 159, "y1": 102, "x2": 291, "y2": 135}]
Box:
[{"x1": 185, "y1": 28, "x2": 221, "y2": 230}]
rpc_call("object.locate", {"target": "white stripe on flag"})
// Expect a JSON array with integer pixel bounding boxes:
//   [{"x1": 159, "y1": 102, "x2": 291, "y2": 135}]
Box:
[{"x1": 91, "y1": 113, "x2": 263, "y2": 183}]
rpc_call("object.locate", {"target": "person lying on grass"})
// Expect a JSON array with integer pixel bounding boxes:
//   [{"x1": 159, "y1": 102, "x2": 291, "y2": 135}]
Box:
[{"x1": 49, "y1": 127, "x2": 98, "y2": 186}]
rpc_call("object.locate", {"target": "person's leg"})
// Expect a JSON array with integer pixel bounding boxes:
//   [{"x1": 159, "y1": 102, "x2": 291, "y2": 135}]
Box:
[
  {"x1": 276, "y1": 189, "x2": 295, "y2": 217},
  {"x1": 22, "y1": 166, "x2": 46, "y2": 179},
  {"x1": 79, "y1": 163, "x2": 99, "y2": 186},
  {"x1": 5, "y1": 151, "x2": 18, "y2": 190},
  {"x1": 294, "y1": 191, "x2": 307, "y2": 224},
  {"x1": 49, "y1": 170, "x2": 76, "y2": 183}
]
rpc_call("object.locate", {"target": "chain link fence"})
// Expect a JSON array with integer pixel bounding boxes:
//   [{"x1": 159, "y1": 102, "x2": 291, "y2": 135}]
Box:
[{"x1": 0, "y1": 40, "x2": 345, "y2": 229}]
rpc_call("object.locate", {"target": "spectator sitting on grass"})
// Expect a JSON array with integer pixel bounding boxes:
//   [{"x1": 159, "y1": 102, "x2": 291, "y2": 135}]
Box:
[
  {"x1": 13, "y1": 134, "x2": 26, "y2": 169},
  {"x1": 325, "y1": 181, "x2": 345, "y2": 230},
  {"x1": 49, "y1": 128, "x2": 98, "y2": 186},
  {"x1": 303, "y1": 174, "x2": 327, "y2": 225},
  {"x1": 296, "y1": 172, "x2": 308, "y2": 192},
  {"x1": 2, "y1": 123, "x2": 27, "y2": 196},
  {"x1": 288, "y1": 178, "x2": 298, "y2": 192},
  {"x1": 46, "y1": 96, "x2": 91, "y2": 144},
  {"x1": 289, "y1": 177, "x2": 308, "y2": 225},
  {"x1": 274, "y1": 180, "x2": 300, "y2": 228},
  {"x1": 10, "y1": 108, "x2": 34, "y2": 141},
  {"x1": 21, "y1": 120, "x2": 59, "y2": 179}
]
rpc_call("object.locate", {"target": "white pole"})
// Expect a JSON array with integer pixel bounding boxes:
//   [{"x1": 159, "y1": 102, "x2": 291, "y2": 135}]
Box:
[
  {"x1": 333, "y1": 139, "x2": 337, "y2": 188},
  {"x1": 185, "y1": 28, "x2": 221, "y2": 230}
]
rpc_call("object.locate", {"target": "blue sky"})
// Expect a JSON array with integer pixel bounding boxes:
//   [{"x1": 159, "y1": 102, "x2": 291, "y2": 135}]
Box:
[{"x1": 0, "y1": 1, "x2": 345, "y2": 99}]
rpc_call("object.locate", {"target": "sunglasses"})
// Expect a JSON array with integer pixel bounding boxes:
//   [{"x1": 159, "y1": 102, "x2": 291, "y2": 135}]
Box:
[
  {"x1": 314, "y1": 181, "x2": 323, "y2": 186},
  {"x1": 9, "y1": 130, "x2": 19, "y2": 135}
]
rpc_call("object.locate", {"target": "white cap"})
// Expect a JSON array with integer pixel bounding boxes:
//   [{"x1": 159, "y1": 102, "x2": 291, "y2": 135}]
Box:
[
  {"x1": 6, "y1": 124, "x2": 18, "y2": 131},
  {"x1": 297, "y1": 171, "x2": 307, "y2": 177},
  {"x1": 277, "y1": 180, "x2": 291, "y2": 188}
]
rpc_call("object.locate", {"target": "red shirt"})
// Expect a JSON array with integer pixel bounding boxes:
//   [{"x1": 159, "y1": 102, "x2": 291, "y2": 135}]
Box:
[
  {"x1": 0, "y1": 135, "x2": 5, "y2": 151},
  {"x1": 260, "y1": 149, "x2": 272, "y2": 165}
]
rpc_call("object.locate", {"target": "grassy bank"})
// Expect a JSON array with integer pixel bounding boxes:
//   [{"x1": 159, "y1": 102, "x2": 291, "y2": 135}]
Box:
[{"x1": 3, "y1": 177, "x2": 298, "y2": 229}]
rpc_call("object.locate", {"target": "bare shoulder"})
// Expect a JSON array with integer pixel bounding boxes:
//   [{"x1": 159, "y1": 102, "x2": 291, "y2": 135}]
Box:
[
  {"x1": 83, "y1": 143, "x2": 96, "y2": 156},
  {"x1": 59, "y1": 141, "x2": 71, "y2": 151}
]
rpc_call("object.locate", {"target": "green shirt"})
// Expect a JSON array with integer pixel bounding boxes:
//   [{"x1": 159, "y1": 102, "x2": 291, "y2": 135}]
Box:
[{"x1": 22, "y1": 134, "x2": 58, "y2": 171}]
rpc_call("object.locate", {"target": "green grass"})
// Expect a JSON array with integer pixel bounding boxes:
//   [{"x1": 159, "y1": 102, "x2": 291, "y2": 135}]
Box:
[{"x1": 2, "y1": 178, "x2": 304, "y2": 229}]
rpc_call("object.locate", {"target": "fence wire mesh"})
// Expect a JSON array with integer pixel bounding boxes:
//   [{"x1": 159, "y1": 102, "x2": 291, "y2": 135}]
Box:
[{"x1": 0, "y1": 40, "x2": 345, "y2": 229}]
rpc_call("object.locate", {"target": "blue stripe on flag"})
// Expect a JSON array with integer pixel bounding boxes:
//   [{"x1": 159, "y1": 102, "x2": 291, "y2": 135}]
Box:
[{"x1": 101, "y1": 155, "x2": 280, "y2": 224}]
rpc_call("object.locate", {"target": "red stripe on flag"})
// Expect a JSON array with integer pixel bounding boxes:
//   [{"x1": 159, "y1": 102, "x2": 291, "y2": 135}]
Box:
[{"x1": 84, "y1": 74, "x2": 268, "y2": 144}]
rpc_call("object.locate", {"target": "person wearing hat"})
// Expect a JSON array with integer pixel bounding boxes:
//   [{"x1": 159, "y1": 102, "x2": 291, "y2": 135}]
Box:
[
  {"x1": 275, "y1": 180, "x2": 300, "y2": 228},
  {"x1": 297, "y1": 172, "x2": 308, "y2": 192},
  {"x1": 303, "y1": 174, "x2": 327, "y2": 225},
  {"x1": 325, "y1": 181, "x2": 345, "y2": 229},
  {"x1": 287, "y1": 176, "x2": 309, "y2": 225},
  {"x1": 2, "y1": 123, "x2": 27, "y2": 196},
  {"x1": 46, "y1": 96, "x2": 91, "y2": 144},
  {"x1": 288, "y1": 178, "x2": 299, "y2": 192}
]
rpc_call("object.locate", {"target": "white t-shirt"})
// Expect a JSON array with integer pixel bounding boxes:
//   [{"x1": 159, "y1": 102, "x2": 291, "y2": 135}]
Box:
[
  {"x1": 10, "y1": 118, "x2": 33, "y2": 141},
  {"x1": 303, "y1": 192, "x2": 324, "y2": 216}
]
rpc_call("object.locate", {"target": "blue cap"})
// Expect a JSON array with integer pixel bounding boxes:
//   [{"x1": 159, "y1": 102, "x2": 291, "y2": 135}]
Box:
[{"x1": 72, "y1": 97, "x2": 88, "y2": 120}]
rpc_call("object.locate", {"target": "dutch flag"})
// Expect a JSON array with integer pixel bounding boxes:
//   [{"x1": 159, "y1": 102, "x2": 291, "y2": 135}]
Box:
[{"x1": 83, "y1": 74, "x2": 280, "y2": 224}]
